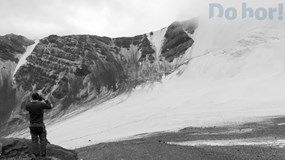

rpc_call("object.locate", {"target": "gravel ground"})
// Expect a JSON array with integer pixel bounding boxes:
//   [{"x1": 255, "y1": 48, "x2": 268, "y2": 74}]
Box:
[{"x1": 76, "y1": 116, "x2": 285, "y2": 160}]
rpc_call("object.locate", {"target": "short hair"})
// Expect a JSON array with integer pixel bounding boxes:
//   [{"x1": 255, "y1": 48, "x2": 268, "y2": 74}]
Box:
[{"x1": 31, "y1": 92, "x2": 40, "y2": 100}]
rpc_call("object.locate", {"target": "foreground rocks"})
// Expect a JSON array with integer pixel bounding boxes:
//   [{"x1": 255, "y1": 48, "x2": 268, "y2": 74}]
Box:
[{"x1": 0, "y1": 138, "x2": 78, "y2": 160}]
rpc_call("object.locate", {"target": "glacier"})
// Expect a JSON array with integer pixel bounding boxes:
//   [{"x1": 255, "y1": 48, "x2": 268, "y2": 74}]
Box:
[{"x1": 9, "y1": 17, "x2": 285, "y2": 149}]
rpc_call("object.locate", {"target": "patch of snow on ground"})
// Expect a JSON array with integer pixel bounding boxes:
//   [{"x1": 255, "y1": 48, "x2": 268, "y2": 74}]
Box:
[{"x1": 168, "y1": 138, "x2": 285, "y2": 148}]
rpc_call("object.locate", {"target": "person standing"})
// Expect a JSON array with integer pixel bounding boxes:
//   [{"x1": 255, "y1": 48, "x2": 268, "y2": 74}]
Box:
[{"x1": 25, "y1": 93, "x2": 52, "y2": 158}]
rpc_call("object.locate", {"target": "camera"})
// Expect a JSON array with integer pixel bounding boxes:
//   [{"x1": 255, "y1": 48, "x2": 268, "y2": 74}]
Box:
[{"x1": 38, "y1": 95, "x2": 45, "y2": 101}]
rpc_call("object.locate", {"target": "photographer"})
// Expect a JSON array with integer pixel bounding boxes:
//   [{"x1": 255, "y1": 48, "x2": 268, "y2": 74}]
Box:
[{"x1": 25, "y1": 92, "x2": 52, "y2": 158}]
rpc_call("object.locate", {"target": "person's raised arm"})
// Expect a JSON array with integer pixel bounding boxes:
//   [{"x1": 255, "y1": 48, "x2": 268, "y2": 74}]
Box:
[
  {"x1": 44, "y1": 99, "x2": 52, "y2": 109},
  {"x1": 39, "y1": 95, "x2": 52, "y2": 109}
]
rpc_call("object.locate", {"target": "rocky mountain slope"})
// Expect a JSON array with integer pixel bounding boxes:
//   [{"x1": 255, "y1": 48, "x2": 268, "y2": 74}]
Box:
[
  {"x1": 0, "y1": 34, "x2": 34, "y2": 127},
  {"x1": 0, "y1": 18, "x2": 198, "y2": 134}
]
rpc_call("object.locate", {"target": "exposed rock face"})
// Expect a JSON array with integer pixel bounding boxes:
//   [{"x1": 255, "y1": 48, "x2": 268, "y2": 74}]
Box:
[
  {"x1": 0, "y1": 34, "x2": 34, "y2": 63},
  {"x1": 14, "y1": 35, "x2": 124, "y2": 97},
  {"x1": 2, "y1": 18, "x2": 198, "y2": 134},
  {"x1": 0, "y1": 138, "x2": 78, "y2": 160},
  {"x1": 161, "y1": 21, "x2": 194, "y2": 62},
  {"x1": 113, "y1": 35, "x2": 156, "y2": 62}
]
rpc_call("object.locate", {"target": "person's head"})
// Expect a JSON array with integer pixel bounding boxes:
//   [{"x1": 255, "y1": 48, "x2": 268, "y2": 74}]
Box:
[{"x1": 31, "y1": 92, "x2": 42, "y2": 101}]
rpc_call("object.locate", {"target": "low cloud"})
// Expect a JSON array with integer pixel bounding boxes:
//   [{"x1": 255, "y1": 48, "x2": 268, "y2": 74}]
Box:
[{"x1": 0, "y1": 0, "x2": 203, "y2": 39}]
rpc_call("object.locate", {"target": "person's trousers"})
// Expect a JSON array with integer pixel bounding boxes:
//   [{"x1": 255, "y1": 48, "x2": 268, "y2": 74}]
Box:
[{"x1": 29, "y1": 125, "x2": 47, "y2": 156}]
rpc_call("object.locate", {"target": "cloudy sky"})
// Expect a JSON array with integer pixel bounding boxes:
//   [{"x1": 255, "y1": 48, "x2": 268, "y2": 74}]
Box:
[{"x1": 0, "y1": 0, "x2": 205, "y2": 39}]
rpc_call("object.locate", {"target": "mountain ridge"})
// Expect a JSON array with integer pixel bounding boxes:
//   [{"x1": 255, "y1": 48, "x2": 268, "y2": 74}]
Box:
[{"x1": 0, "y1": 18, "x2": 198, "y2": 135}]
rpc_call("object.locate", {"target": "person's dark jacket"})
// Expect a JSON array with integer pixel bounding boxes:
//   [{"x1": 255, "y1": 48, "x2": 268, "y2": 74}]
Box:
[{"x1": 25, "y1": 100, "x2": 52, "y2": 127}]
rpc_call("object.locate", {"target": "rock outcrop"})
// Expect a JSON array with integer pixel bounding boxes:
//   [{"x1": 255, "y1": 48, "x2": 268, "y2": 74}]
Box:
[
  {"x1": 161, "y1": 21, "x2": 195, "y2": 62},
  {"x1": 0, "y1": 138, "x2": 78, "y2": 160},
  {"x1": 0, "y1": 34, "x2": 34, "y2": 63}
]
